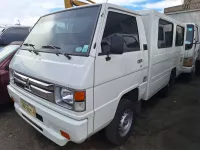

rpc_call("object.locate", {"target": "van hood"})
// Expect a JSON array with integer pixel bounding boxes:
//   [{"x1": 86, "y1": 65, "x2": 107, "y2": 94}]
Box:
[{"x1": 10, "y1": 49, "x2": 94, "y2": 89}]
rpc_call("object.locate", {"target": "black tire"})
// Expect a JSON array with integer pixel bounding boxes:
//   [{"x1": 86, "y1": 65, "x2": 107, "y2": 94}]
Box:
[
  {"x1": 169, "y1": 70, "x2": 176, "y2": 87},
  {"x1": 159, "y1": 83, "x2": 170, "y2": 98},
  {"x1": 185, "y1": 68, "x2": 195, "y2": 81},
  {"x1": 159, "y1": 70, "x2": 175, "y2": 98},
  {"x1": 105, "y1": 99, "x2": 136, "y2": 145},
  {"x1": 195, "y1": 60, "x2": 200, "y2": 75}
]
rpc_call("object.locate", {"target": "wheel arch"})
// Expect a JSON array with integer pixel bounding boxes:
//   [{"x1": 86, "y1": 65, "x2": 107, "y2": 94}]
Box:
[
  {"x1": 113, "y1": 87, "x2": 140, "y2": 117},
  {"x1": 121, "y1": 88, "x2": 139, "y2": 103}
]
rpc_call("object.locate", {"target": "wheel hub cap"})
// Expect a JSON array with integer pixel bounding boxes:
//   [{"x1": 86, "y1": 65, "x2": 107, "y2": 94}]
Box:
[{"x1": 119, "y1": 109, "x2": 133, "y2": 137}]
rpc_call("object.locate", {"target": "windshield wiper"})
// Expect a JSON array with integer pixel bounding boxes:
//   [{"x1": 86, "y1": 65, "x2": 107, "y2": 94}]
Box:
[
  {"x1": 42, "y1": 45, "x2": 62, "y2": 56},
  {"x1": 42, "y1": 45, "x2": 61, "y2": 50},
  {"x1": 42, "y1": 45, "x2": 71, "y2": 60},
  {"x1": 63, "y1": 53, "x2": 72, "y2": 60},
  {"x1": 23, "y1": 43, "x2": 39, "y2": 55}
]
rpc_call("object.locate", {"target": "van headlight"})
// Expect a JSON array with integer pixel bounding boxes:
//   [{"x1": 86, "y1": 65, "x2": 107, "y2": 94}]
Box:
[
  {"x1": 60, "y1": 88, "x2": 74, "y2": 105},
  {"x1": 55, "y1": 87, "x2": 86, "y2": 112}
]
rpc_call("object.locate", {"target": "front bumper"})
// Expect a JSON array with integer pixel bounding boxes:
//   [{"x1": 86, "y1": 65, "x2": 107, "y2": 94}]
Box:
[{"x1": 7, "y1": 84, "x2": 88, "y2": 146}]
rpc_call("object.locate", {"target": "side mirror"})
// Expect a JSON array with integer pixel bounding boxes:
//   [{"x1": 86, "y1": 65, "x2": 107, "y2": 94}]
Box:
[{"x1": 110, "y1": 35, "x2": 124, "y2": 55}]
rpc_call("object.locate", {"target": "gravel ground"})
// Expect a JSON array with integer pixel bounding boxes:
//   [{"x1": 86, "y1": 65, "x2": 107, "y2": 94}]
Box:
[{"x1": 1, "y1": 75, "x2": 200, "y2": 150}]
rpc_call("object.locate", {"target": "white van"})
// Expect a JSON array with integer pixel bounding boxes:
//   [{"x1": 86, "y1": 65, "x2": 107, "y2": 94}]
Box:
[
  {"x1": 7, "y1": 4, "x2": 185, "y2": 146},
  {"x1": 183, "y1": 23, "x2": 200, "y2": 77}
]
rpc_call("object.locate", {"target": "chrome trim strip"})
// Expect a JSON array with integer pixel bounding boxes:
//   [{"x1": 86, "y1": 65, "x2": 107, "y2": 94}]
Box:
[
  {"x1": 31, "y1": 85, "x2": 54, "y2": 102},
  {"x1": 29, "y1": 78, "x2": 54, "y2": 91},
  {"x1": 14, "y1": 77, "x2": 26, "y2": 85},
  {"x1": 14, "y1": 71, "x2": 28, "y2": 81},
  {"x1": 14, "y1": 71, "x2": 54, "y2": 91},
  {"x1": 31, "y1": 85, "x2": 52, "y2": 94},
  {"x1": 13, "y1": 71, "x2": 54, "y2": 102}
]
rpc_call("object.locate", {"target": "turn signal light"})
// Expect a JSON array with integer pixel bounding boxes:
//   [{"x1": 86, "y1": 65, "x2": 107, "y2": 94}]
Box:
[
  {"x1": 60, "y1": 130, "x2": 70, "y2": 140},
  {"x1": 74, "y1": 91, "x2": 85, "y2": 101}
]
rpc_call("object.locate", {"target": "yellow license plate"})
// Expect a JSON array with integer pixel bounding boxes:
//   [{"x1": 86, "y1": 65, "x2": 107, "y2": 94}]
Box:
[{"x1": 21, "y1": 99, "x2": 36, "y2": 117}]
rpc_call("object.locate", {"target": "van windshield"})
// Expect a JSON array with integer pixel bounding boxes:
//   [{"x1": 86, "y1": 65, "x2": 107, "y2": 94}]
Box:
[
  {"x1": 185, "y1": 24, "x2": 194, "y2": 50},
  {"x1": 21, "y1": 6, "x2": 100, "y2": 56}
]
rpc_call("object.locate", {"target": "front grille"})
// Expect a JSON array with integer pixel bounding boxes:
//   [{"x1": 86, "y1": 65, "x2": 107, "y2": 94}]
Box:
[{"x1": 13, "y1": 71, "x2": 54, "y2": 102}]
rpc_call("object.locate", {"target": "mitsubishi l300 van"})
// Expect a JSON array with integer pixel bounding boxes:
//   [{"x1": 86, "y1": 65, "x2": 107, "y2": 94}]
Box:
[{"x1": 8, "y1": 3, "x2": 185, "y2": 146}]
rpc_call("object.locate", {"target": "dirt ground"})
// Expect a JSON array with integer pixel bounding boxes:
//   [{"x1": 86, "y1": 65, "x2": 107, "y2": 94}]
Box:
[{"x1": 1, "y1": 75, "x2": 200, "y2": 150}]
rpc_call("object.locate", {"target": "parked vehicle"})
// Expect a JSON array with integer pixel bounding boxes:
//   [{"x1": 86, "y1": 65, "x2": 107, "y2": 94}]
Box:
[
  {"x1": 0, "y1": 41, "x2": 21, "y2": 104},
  {"x1": 183, "y1": 23, "x2": 200, "y2": 78},
  {"x1": 0, "y1": 26, "x2": 30, "y2": 48},
  {"x1": 7, "y1": 4, "x2": 185, "y2": 146},
  {"x1": 165, "y1": 10, "x2": 200, "y2": 74}
]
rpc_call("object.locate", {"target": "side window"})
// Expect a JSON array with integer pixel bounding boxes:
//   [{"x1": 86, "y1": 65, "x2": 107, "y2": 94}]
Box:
[
  {"x1": 175, "y1": 25, "x2": 184, "y2": 46},
  {"x1": 102, "y1": 11, "x2": 140, "y2": 53},
  {"x1": 158, "y1": 19, "x2": 174, "y2": 49},
  {"x1": 2, "y1": 28, "x2": 29, "y2": 45},
  {"x1": 158, "y1": 27, "x2": 164, "y2": 41}
]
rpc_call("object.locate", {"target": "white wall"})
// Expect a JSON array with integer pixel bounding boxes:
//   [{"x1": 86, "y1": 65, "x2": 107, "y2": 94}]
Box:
[{"x1": 167, "y1": 10, "x2": 200, "y2": 27}]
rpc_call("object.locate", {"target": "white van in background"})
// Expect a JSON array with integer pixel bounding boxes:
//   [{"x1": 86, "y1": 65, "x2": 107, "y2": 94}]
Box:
[
  {"x1": 183, "y1": 23, "x2": 200, "y2": 78},
  {"x1": 8, "y1": 4, "x2": 185, "y2": 146}
]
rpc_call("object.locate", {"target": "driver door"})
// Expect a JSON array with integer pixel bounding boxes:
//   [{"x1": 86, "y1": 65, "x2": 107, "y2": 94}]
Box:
[{"x1": 93, "y1": 10, "x2": 146, "y2": 131}]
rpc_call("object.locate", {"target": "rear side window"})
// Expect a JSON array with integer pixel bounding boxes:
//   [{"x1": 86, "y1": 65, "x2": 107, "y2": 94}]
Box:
[
  {"x1": 102, "y1": 11, "x2": 140, "y2": 53},
  {"x1": 158, "y1": 27, "x2": 164, "y2": 41},
  {"x1": 158, "y1": 19, "x2": 174, "y2": 49},
  {"x1": 175, "y1": 25, "x2": 184, "y2": 46}
]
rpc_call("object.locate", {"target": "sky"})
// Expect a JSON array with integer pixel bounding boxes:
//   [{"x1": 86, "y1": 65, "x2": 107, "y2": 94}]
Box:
[{"x1": 0, "y1": 0, "x2": 183, "y2": 26}]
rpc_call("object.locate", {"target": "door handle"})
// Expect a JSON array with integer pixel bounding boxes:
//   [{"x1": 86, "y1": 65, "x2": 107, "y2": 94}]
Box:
[{"x1": 137, "y1": 59, "x2": 143, "y2": 63}]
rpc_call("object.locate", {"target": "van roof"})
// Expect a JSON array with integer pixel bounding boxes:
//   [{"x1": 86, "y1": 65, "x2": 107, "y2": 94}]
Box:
[
  {"x1": 39, "y1": 3, "x2": 184, "y2": 27},
  {"x1": 41, "y1": 3, "x2": 141, "y2": 18},
  {"x1": 139, "y1": 10, "x2": 185, "y2": 27},
  {"x1": 184, "y1": 23, "x2": 199, "y2": 27}
]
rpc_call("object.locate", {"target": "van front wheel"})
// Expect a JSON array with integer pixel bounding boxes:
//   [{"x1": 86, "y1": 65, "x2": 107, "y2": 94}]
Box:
[{"x1": 105, "y1": 99, "x2": 136, "y2": 145}]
